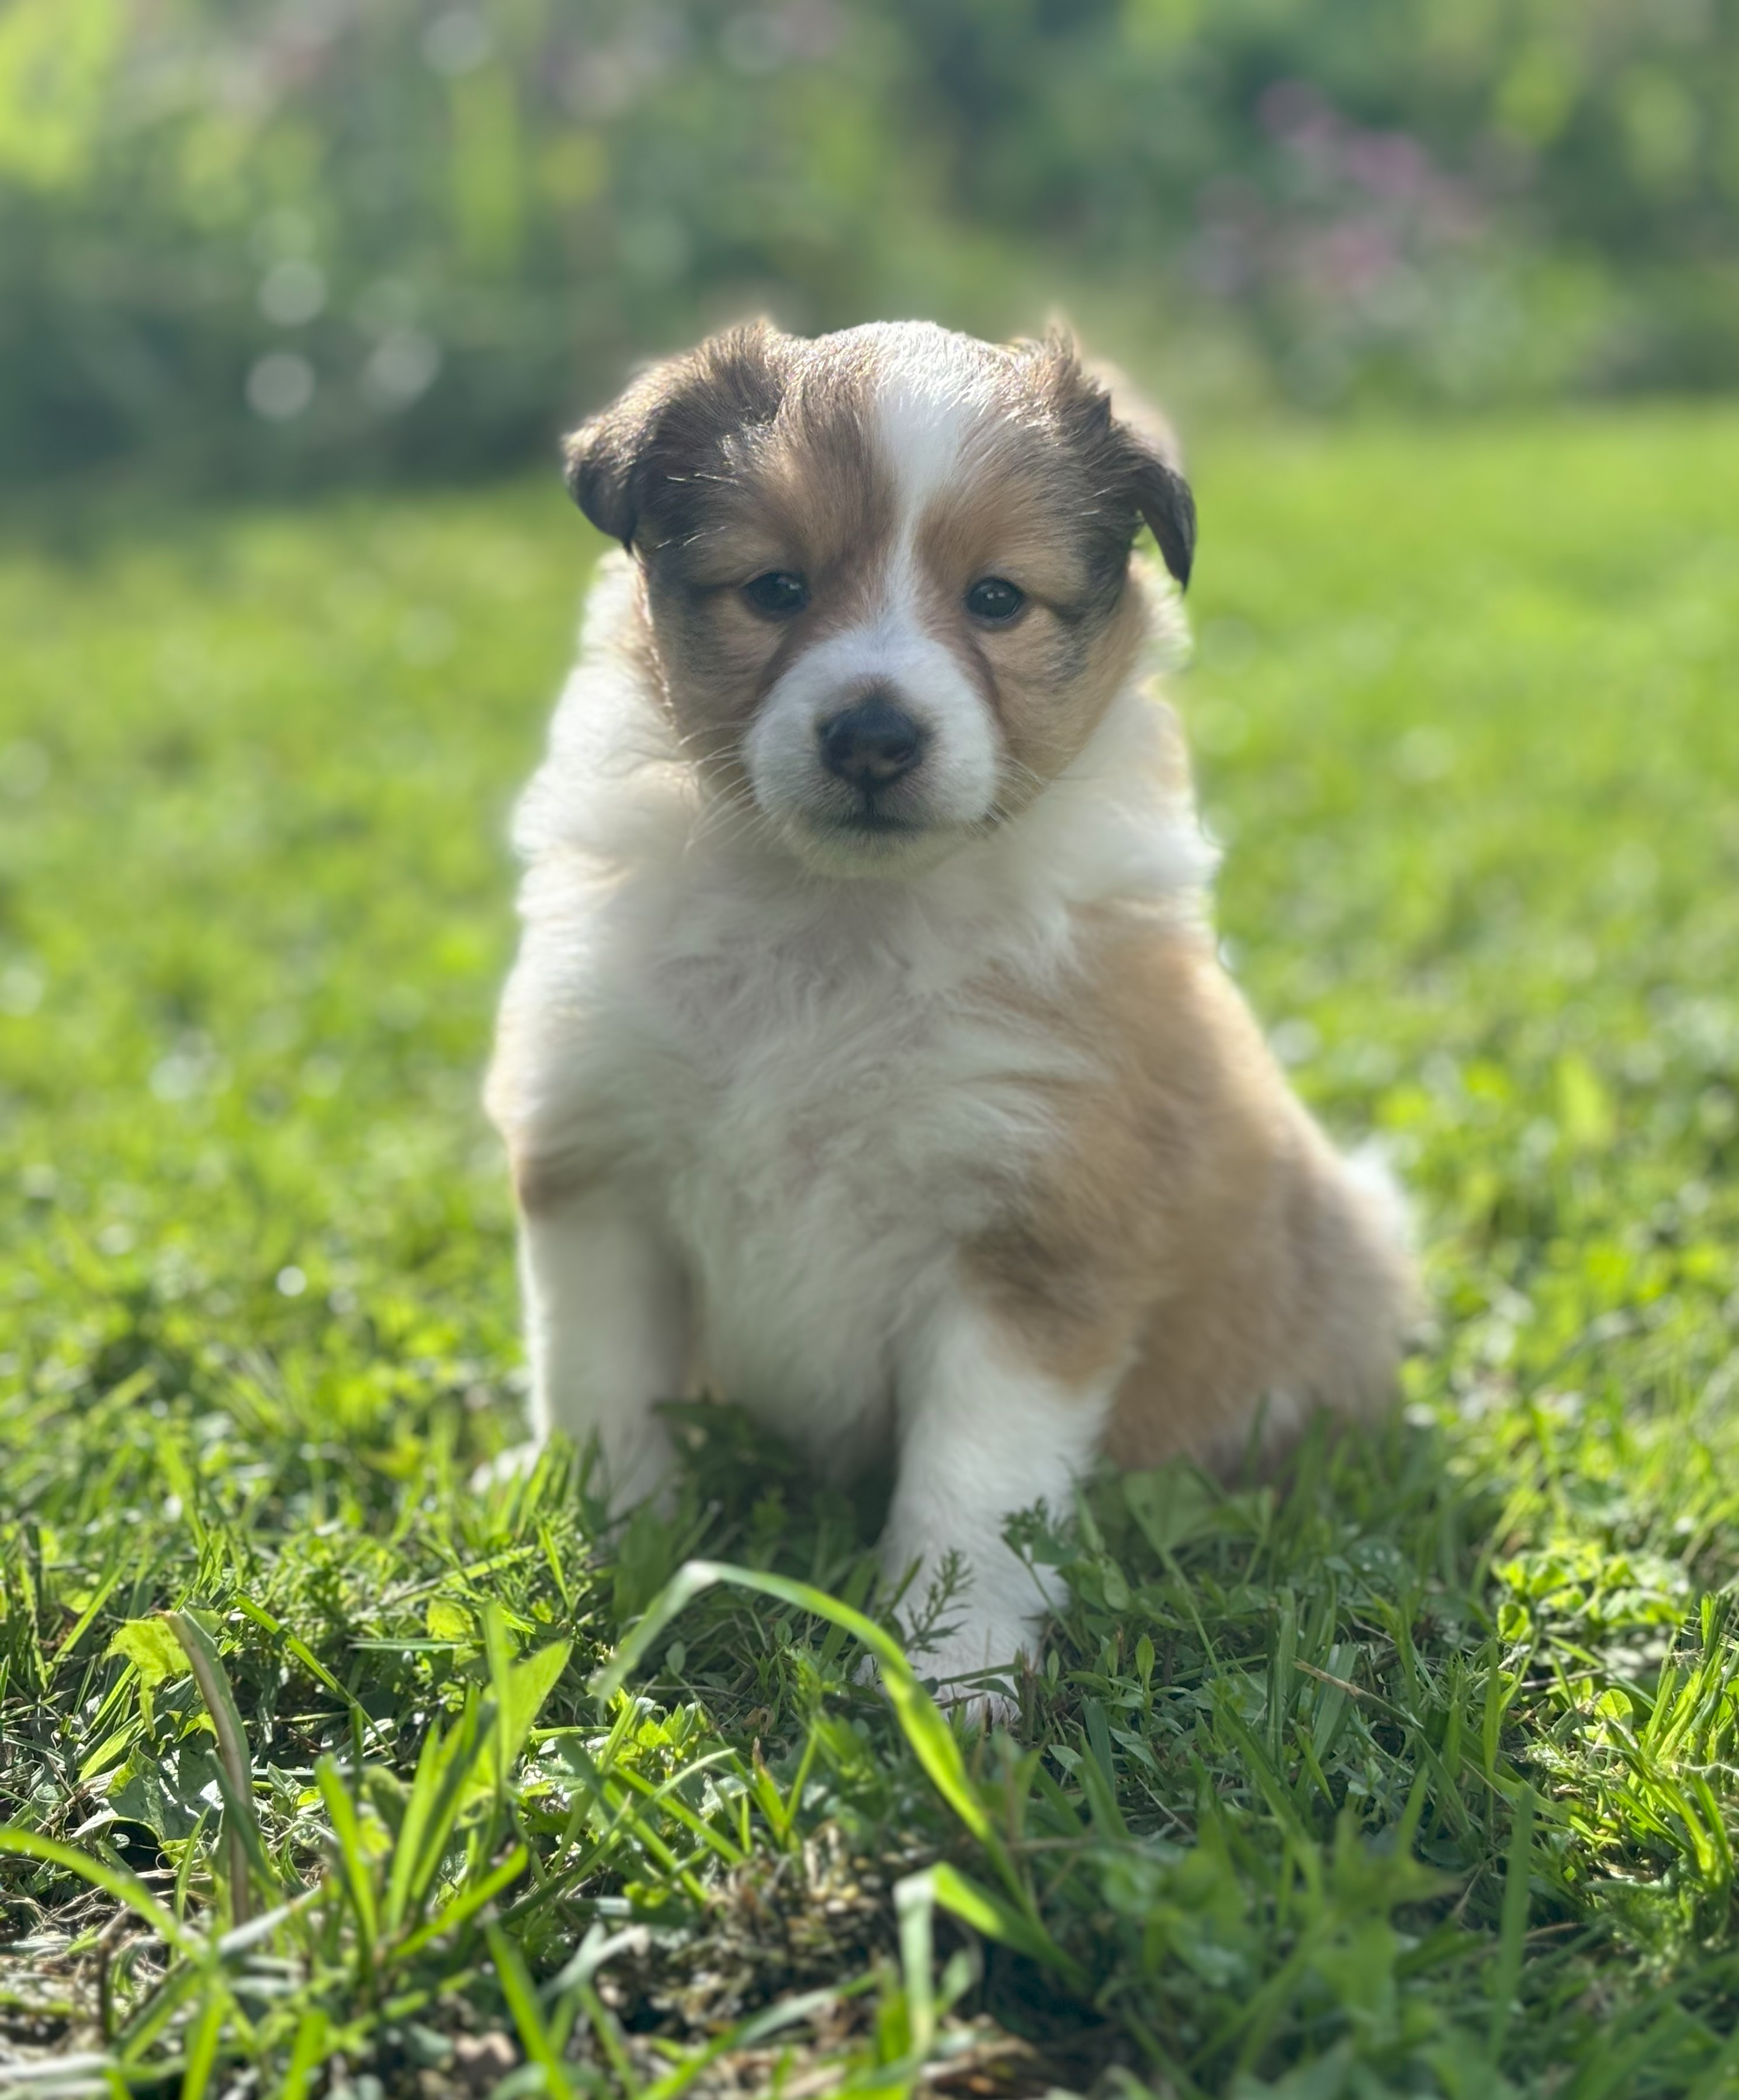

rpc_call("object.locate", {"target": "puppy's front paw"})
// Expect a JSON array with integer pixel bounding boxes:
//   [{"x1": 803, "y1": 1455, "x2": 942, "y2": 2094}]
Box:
[
  {"x1": 854, "y1": 1644, "x2": 1021, "y2": 1728},
  {"x1": 910, "y1": 1615, "x2": 1033, "y2": 1728},
  {"x1": 848, "y1": 1613, "x2": 1024, "y2": 1730},
  {"x1": 469, "y1": 1439, "x2": 541, "y2": 1495},
  {"x1": 936, "y1": 1678, "x2": 1021, "y2": 1730}
]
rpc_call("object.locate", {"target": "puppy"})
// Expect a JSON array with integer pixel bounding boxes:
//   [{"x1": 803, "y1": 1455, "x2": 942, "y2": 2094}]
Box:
[{"x1": 486, "y1": 320, "x2": 1413, "y2": 1699}]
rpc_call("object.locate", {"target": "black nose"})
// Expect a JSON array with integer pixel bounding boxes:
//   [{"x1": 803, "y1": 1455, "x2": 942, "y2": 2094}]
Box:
[{"x1": 817, "y1": 695, "x2": 925, "y2": 788}]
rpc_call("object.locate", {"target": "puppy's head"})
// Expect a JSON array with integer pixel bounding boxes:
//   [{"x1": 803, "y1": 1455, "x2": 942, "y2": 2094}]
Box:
[{"x1": 565, "y1": 320, "x2": 1194, "y2": 875}]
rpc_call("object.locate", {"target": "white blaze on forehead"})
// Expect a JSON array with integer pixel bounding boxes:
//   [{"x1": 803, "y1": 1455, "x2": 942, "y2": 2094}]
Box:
[
  {"x1": 861, "y1": 323, "x2": 1001, "y2": 527},
  {"x1": 853, "y1": 327, "x2": 1000, "y2": 661}
]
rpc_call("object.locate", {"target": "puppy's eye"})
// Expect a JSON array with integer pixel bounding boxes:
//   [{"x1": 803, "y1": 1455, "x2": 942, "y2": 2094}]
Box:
[
  {"x1": 965, "y1": 577, "x2": 1025, "y2": 623},
  {"x1": 742, "y1": 570, "x2": 808, "y2": 618}
]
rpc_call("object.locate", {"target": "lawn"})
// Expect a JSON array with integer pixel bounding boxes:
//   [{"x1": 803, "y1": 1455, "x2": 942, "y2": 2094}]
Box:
[{"x1": 3, "y1": 405, "x2": 1739, "y2": 2098}]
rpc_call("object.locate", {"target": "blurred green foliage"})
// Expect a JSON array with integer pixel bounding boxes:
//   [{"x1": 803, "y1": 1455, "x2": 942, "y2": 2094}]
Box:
[{"x1": 2, "y1": 0, "x2": 1737, "y2": 490}]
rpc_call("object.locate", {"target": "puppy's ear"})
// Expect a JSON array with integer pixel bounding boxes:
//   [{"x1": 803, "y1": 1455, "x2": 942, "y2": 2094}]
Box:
[
  {"x1": 562, "y1": 390, "x2": 650, "y2": 545},
  {"x1": 1091, "y1": 351, "x2": 1196, "y2": 590},
  {"x1": 1127, "y1": 435, "x2": 1196, "y2": 591},
  {"x1": 562, "y1": 321, "x2": 789, "y2": 550},
  {"x1": 1027, "y1": 327, "x2": 1197, "y2": 589}
]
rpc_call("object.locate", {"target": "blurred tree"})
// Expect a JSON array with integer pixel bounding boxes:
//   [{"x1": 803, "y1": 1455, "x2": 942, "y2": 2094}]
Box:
[{"x1": 1, "y1": 0, "x2": 1734, "y2": 490}]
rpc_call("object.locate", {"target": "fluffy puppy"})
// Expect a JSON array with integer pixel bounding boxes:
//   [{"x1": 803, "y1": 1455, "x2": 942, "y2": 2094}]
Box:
[{"x1": 487, "y1": 319, "x2": 1413, "y2": 1699}]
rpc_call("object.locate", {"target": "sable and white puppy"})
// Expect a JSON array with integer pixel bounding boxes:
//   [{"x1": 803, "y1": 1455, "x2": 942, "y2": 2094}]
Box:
[{"x1": 487, "y1": 319, "x2": 1413, "y2": 1698}]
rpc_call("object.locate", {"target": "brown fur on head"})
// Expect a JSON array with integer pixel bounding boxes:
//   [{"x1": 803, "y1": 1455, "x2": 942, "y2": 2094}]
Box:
[
  {"x1": 564, "y1": 321, "x2": 1194, "y2": 583},
  {"x1": 559, "y1": 321, "x2": 1195, "y2": 873}
]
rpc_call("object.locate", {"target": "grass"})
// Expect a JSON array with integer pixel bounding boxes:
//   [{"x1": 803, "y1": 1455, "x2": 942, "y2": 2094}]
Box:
[{"x1": 2, "y1": 403, "x2": 1739, "y2": 2097}]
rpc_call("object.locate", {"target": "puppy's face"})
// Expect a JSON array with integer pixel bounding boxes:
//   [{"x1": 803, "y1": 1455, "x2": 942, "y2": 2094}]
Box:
[{"x1": 566, "y1": 321, "x2": 1194, "y2": 874}]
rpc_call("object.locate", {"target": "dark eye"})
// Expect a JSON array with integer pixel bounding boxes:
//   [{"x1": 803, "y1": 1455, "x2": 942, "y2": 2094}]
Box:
[
  {"x1": 742, "y1": 570, "x2": 808, "y2": 618},
  {"x1": 965, "y1": 577, "x2": 1025, "y2": 623}
]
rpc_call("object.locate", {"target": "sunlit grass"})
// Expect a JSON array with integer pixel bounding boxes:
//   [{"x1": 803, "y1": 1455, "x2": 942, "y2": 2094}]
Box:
[{"x1": 4, "y1": 406, "x2": 1739, "y2": 2094}]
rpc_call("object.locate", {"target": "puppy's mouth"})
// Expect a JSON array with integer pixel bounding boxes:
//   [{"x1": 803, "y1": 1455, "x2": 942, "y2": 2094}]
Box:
[
  {"x1": 830, "y1": 805, "x2": 927, "y2": 837},
  {"x1": 780, "y1": 791, "x2": 968, "y2": 874}
]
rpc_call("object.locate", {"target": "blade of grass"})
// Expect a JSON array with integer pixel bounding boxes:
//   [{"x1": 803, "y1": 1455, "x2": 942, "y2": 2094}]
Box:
[
  {"x1": 164, "y1": 1612, "x2": 261, "y2": 1929},
  {"x1": 278, "y1": 2006, "x2": 330, "y2": 2100},
  {"x1": 314, "y1": 1755, "x2": 380, "y2": 1961},
  {"x1": 178, "y1": 1979, "x2": 228, "y2": 2100},
  {"x1": 900, "y1": 1863, "x2": 1090, "y2": 1995},
  {"x1": 486, "y1": 1918, "x2": 581, "y2": 2100},
  {"x1": 895, "y1": 1869, "x2": 937, "y2": 2068},
  {"x1": 384, "y1": 1711, "x2": 450, "y2": 1935},
  {"x1": 404, "y1": 1697, "x2": 496, "y2": 1919},
  {"x1": 393, "y1": 1843, "x2": 528, "y2": 1961},
  {"x1": 1488, "y1": 1782, "x2": 1535, "y2": 2060},
  {"x1": 232, "y1": 1593, "x2": 377, "y2": 1745}
]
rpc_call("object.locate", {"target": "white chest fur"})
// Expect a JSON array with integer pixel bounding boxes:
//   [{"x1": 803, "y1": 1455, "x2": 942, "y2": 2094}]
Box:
[{"x1": 557, "y1": 866, "x2": 1077, "y2": 1473}]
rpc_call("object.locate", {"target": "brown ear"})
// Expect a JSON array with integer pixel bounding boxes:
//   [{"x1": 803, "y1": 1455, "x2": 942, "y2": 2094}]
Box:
[
  {"x1": 562, "y1": 392, "x2": 649, "y2": 545},
  {"x1": 1129, "y1": 442, "x2": 1196, "y2": 590},
  {"x1": 1089, "y1": 349, "x2": 1196, "y2": 589},
  {"x1": 562, "y1": 321, "x2": 789, "y2": 550},
  {"x1": 1027, "y1": 328, "x2": 1197, "y2": 589}
]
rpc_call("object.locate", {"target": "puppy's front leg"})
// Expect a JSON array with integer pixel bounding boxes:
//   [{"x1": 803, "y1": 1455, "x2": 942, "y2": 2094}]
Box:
[
  {"x1": 518, "y1": 1187, "x2": 688, "y2": 1515},
  {"x1": 881, "y1": 1298, "x2": 1114, "y2": 1703}
]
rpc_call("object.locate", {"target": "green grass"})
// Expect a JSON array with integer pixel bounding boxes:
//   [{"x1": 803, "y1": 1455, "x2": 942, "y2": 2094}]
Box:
[{"x1": 3, "y1": 404, "x2": 1739, "y2": 2098}]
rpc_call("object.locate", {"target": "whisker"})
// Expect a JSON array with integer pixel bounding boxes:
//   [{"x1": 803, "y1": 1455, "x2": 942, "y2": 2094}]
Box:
[{"x1": 684, "y1": 791, "x2": 770, "y2": 861}]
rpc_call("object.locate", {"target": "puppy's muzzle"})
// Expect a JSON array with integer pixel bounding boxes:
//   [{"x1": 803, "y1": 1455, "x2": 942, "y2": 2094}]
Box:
[{"x1": 817, "y1": 692, "x2": 927, "y2": 790}]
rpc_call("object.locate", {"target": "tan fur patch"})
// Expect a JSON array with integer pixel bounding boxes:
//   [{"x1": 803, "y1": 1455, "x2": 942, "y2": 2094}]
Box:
[
  {"x1": 964, "y1": 914, "x2": 1413, "y2": 1471},
  {"x1": 633, "y1": 349, "x2": 901, "y2": 802},
  {"x1": 914, "y1": 448, "x2": 1150, "y2": 808}
]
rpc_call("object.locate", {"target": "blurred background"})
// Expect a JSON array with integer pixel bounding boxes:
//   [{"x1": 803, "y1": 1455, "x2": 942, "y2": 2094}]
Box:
[{"x1": 5, "y1": 0, "x2": 1737, "y2": 498}]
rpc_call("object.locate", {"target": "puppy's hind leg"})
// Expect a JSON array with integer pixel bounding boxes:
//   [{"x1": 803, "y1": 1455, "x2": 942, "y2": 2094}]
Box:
[{"x1": 500, "y1": 1184, "x2": 690, "y2": 1516}]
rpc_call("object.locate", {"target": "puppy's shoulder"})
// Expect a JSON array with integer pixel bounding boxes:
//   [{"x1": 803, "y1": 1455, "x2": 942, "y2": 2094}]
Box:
[
  {"x1": 1037, "y1": 903, "x2": 1274, "y2": 1103},
  {"x1": 512, "y1": 553, "x2": 680, "y2": 872}
]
